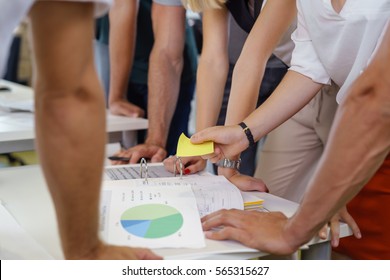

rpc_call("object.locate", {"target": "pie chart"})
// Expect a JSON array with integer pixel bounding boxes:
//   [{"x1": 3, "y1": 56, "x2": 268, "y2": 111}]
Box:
[{"x1": 120, "y1": 204, "x2": 184, "y2": 238}]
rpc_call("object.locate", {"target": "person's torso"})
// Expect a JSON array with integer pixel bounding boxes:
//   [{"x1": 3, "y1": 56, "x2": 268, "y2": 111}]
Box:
[
  {"x1": 297, "y1": 0, "x2": 390, "y2": 102},
  {"x1": 97, "y1": 0, "x2": 198, "y2": 85},
  {"x1": 225, "y1": 0, "x2": 295, "y2": 67}
]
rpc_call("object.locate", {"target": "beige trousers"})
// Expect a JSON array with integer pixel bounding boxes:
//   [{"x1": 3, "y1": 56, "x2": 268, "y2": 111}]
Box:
[{"x1": 255, "y1": 83, "x2": 339, "y2": 203}]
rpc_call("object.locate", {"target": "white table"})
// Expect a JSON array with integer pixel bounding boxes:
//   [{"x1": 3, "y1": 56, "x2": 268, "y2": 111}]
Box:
[
  {"x1": 0, "y1": 80, "x2": 148, "y2": 153},
  {"x1": 0, "y1": 165, "x2": 352, "y2": 260}
]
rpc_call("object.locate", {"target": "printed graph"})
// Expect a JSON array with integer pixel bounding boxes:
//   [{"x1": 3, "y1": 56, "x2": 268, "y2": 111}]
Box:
[{"x1": 120, "y1": 204, "x2": 184, "y2": 238}]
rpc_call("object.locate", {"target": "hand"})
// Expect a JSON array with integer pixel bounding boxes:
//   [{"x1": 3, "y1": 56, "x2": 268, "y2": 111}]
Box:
[
  {"x1": 112, "y1": 143, "x2": 167, "y2": 164},
  {"x1": 191, "y1": 125, "x2": 249, "y2": 163},
  {"x1": 317, "y1": 206, "x2": 361, "y2": 247},
  {"x1": 109, "y1": 99, "x2": 145, "y2": 118},
  {"x1": 163, "y1": 156, "x2": 207, "y2": 175},
  {"x1": 201, "y1": 209, "x2": 297, "y2": 255},
  {"x1": 76, "y1": 242, "x2": 162, "y2": 260},
  {"x1": 218, "y1": 167, "x2": 268, "y2": 192}
]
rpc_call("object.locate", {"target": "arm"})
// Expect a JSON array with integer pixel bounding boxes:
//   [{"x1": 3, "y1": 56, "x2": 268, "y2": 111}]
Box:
[
  {"x1": 225, "y1": 0, "x2": 297, "y2": 126},
  {"x1": 196, "y1": 8, "x2": 229, "y2": 131},
  {"x1": 192, "y1": 71, "x2": 322, "y2": 161},
  {"x1": 216, "y1": 0, "x2": 297, "y2": 188},
  {"x1": 29, "y1": 1, "x2": 160, "y2": 259},
  {"x1": 115, "y1": 2, "x2": 187, "y2": 164},
  {"x1": 108, "y1": 0, "x2": 144, "y2": 117},
  {"x1": 147, "y1": 3, "x2": 186, "y2": 149},
  {"x1": 164, "y1": 7, "x2": 230, "y2": 174},
  {"x1": 201, "y1": 24, "x2": 390, "y2": 255},
  {"x1": 285, "y1": 25, "x2": 390, "y2": 249}
]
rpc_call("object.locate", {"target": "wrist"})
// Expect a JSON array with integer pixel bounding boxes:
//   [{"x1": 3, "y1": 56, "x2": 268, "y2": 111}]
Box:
[
  {"x1": 145, "y1": 137, "x2": 166, "y2": 149},
  {"x1": 283, "y1": 215, "x2": 312, "y2": 253},
  {"x1": 215, "y1": 158, "x2": 241, "y2": 171},
  {"x1": 238, "y1": 122, "x2": 256, "y2": 149}
]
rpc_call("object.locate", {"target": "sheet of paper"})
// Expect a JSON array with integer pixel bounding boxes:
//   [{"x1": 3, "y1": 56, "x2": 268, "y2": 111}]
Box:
[
  {"x1": 190, "y1": 175, "x2": 244, "y2": 217},
  {"x1": 0, "y1": 201, "x2": 53, "y2": 259},
  {"x1": 104, "y1": 163, "x2": 176, "y2": 180},
  {"x1": 100, "y1": 178, "x2": 206, "y2": 249},
  {"x1": 176, "y1": 133, "x2": 214, "y2": 157}
]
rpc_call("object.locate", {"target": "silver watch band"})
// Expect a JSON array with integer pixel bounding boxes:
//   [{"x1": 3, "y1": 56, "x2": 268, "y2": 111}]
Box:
[{"x1": 215, "y1": 158, "x2": 241, "y2": 170}]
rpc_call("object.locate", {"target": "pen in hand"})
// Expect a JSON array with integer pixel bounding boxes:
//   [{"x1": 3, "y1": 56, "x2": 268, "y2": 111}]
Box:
[{"x1": 108, "y1": 156, "x2": 130, "y2": 161}]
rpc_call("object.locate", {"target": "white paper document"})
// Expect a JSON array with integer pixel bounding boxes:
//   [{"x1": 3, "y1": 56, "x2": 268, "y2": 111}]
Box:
[
  {"x1": 104, "y1": 163, "x2": 175, "y2": 180},
  {"x1": 99, "y1": 176, "x2": 244, "y2": 249}
]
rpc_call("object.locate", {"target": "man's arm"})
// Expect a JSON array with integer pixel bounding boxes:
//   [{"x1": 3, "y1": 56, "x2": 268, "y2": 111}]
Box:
[
  {"x1": 113, "y1": 2, "x2": 187, "y2": 164},
  {"x1": 285, "y1": 24, "x2": 390, "y2": 249},
  {"x1": 108, "y1": 0, "x2": 144, "y2": 117},
  {"x1": 29, "y1": 1, "x2": 160, "y2": 259},
  {"x1": 146, "y1": 2, "x2": 186, "y2": 151}
]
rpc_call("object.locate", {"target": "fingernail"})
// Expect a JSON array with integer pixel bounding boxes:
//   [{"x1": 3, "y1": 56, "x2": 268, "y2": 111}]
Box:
[
  {"x1": 356, "y1": 232, "x2": 362, "y2": 239},
  {"x1": 332, "y1": 239, "x2": 339, "y2": 247},
  {"x1": 184, "y1": 168, "x2": 191, "y2": 175},
  {"x1": 320, "y1": 232, "x2": 327, "y2": 239}
]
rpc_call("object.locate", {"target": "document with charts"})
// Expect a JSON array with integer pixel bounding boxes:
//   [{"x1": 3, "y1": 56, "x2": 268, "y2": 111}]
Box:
[{"x1": 99, "y1": 175, "x2": 247, "y2": 249}]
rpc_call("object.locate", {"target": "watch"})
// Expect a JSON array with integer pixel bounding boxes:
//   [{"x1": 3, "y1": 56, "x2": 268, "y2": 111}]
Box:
[{"x1": 215, "y1": 158, "x2": 241, "y2": 170}]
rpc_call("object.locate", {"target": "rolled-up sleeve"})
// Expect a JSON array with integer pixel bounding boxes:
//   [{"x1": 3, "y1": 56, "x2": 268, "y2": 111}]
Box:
[{"x1": 289, "y1": 2, "x2": 331, "y2": 85}]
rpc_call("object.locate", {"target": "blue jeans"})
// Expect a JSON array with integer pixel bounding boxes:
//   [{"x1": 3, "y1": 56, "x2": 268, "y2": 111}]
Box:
[
  {"x1": 127, "y1": 80, "x2": 195, "y2": 156},
  {"x1": 215, "y1": 63, "x2": 288, "y2": 176}
]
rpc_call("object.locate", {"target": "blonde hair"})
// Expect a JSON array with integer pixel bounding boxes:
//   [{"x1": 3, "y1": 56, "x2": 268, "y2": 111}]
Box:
[{"x1": 182, "y1": 0, "x2": 227, "y2": 12}]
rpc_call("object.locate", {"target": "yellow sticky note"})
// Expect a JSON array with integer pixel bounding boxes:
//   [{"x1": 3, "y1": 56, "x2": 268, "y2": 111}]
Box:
[{"x1": 176, "y1": 133, "x2": 214, "y2": 157}]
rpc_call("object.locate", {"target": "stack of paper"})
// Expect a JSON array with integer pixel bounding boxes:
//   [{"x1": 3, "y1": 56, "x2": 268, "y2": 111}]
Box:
[{"x1": 241, "y1": 192, "x2": 264, "y2": 211}]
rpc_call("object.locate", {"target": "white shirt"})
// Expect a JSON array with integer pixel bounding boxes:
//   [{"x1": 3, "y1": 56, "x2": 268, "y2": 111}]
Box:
[
  {"x1": 0, "y1": 0, "x2": 111, "y2": 76},
  {"x1": 289, "y1": 0, "x2": 390, "y2": 103}
]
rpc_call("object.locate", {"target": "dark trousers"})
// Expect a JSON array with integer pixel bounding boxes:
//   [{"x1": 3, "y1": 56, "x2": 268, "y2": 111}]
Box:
[{"x1": 127, "y1": 80, "x2": 195, "y2": 156}]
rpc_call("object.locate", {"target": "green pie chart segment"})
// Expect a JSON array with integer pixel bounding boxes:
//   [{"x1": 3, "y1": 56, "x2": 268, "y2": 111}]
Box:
[{"x1": 120, "y1": 204, "x2": 184, "y2": 238}]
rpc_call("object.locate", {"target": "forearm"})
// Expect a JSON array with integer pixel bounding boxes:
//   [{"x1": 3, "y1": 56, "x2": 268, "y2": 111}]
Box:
[
  {"x1": 243, "y1": 71, "x2": 322, "y2": 141},
  {"x1": 286, "y1": 27, "x2": 390, "y2": 248},
  {"x1": 146, "y1": 44, "x2": 183, "y2": 146},
  {"x1": 108, "y1": 0, "x2": 138, "y2": 104},
  {"x1": 29, "y1": 2, "x2": 105, "y2": 258},
  {"x1": 147, "y1": 4, "x2": 185, "y2": 147},
  {"x1": 196, "y1": 53, "x2": 229, "y2": 131},
  {"x1": 195, "y1": 8, "x2": 229, "y2": 131},
  {"x1": 225, "y1": 0, "x2": 297, "y2": 126}
]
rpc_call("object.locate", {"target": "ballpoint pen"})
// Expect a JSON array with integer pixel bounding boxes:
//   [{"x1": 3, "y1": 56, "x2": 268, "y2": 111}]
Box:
[{"x1": 108, "y1": 156, "x2": 130, "y2": 161}]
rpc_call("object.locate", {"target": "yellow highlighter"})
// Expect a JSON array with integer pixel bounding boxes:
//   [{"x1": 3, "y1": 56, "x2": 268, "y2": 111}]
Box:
[{"x1": 176, "y1": 133, "x2": 214, "y2": 157}]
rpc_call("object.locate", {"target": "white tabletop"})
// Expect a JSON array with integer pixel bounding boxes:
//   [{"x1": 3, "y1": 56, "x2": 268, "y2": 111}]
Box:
[
  {"x1": 0, "y1": 165, "x2": 352, "y2": 260},
  {"x1": 0, "y1": 80, "x2": 148, "y2": 153}
]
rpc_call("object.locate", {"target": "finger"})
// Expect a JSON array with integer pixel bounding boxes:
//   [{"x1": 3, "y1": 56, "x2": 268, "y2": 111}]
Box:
[
  {"x1": 201, "y1": 209, "x2": 248, "y2": 231},
  {"x1": 329, "y1": 218, "x2": 340, "y2": 247},
  {"x1": 130, "y1": 150, "x2": 144, "y2": 164},
  {"x1": 184, "y1": 158, "x2": 206, "y2": 174},
  {"x1": 150, "y1": 149, "x2": 167, "y2": 163},
  {"x1": 163, "y1": 156, "x2": 176, "y2": 172},
  {"x1": 318, "y1": 224, "x2": 328, "y2": 240},
  {"x1": 341, "y1": 212, "x2": 361, "y2": 239},
  {"x1": 229, "y1": 174, "x2": 268, "y2": 192},
  {"x1": 135, "y1": 248, "x2": 163, "y2": 260},
  {"x1": 191, "y1": 127, "x2": 220, "y2": 144},
  {"x1": 205, "y1": 226, "x2": 249, "y2": 244}
]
